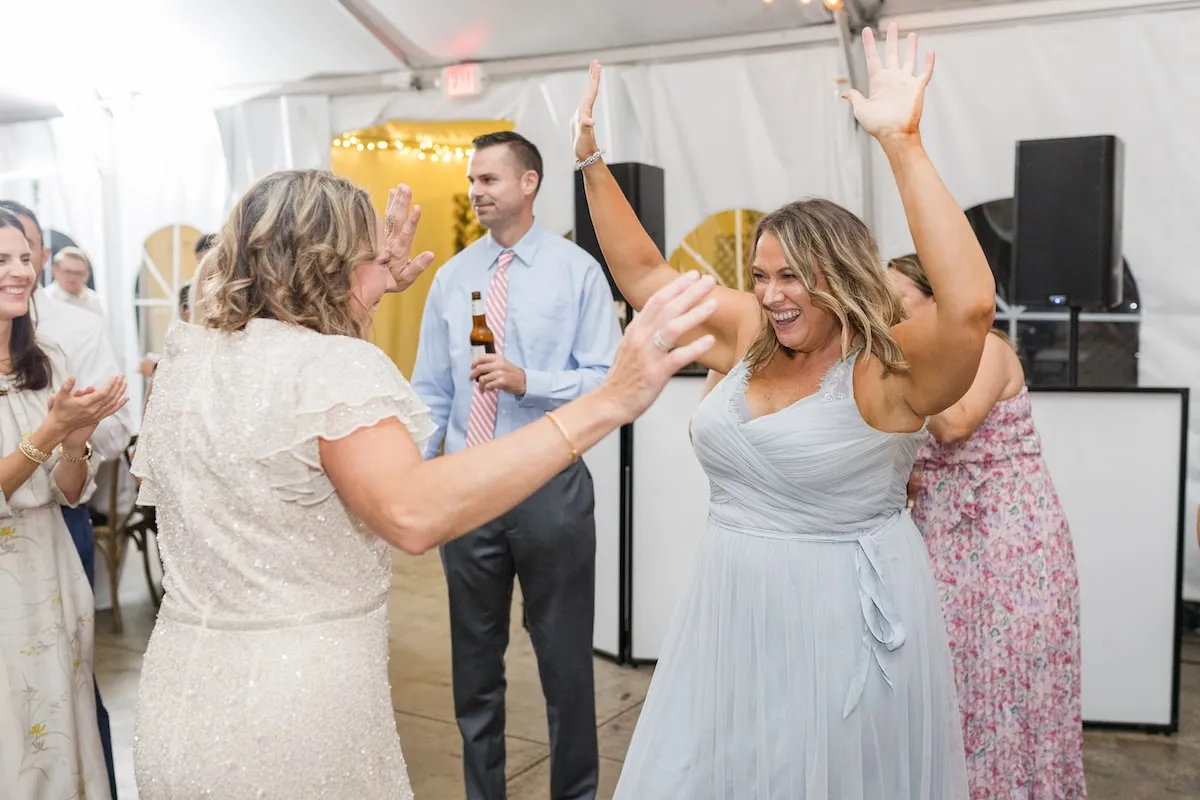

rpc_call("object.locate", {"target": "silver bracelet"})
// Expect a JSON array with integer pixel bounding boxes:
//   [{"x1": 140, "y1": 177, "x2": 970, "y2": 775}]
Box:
[{"x1": 574, "y1": 150, "x2": 605, "y2": 171}]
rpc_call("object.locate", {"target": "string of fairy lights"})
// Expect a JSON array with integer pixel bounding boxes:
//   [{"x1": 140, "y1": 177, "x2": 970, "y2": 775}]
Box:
[{"x1": 332, "y1": 134, "x2": 475, "y2": 162}]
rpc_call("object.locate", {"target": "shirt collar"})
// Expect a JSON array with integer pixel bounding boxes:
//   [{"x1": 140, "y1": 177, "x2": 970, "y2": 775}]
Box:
[{"x1": 483, "y1": 219, "x2": 543, "y2": 269}]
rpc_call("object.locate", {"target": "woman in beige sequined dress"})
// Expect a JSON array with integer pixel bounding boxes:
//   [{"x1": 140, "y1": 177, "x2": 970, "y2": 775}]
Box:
[{"x1": 130, "y1": 170, "x2": 721, "y2": 798}]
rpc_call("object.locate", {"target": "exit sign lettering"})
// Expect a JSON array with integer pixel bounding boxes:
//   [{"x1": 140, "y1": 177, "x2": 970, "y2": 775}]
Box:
[{"x1": 443, "y1": 63, "x2": 482, "y2": 98}]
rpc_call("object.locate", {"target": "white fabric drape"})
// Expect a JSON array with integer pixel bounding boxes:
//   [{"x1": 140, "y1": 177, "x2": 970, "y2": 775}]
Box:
[
  {"x1": 0, "y1": 99, "x2": 227, "y2": 420},
  {"x1": 329, "y1": 75, "x2": 589, "y2": 236},
  {"x1": 325, "y1": 42, "x2": 857, "y2": 248},
  {"x1": 867, "y1": 8, "x2": 1200, "y2": 599},
  {"x1": 0, "y1": 121, "x2": 60, "y2": 224},
  {"x1": 0, "y1": 119, "x2": 103, "y2": 284},
  {"x1": 109, "y1": 97, "x2": 228, "y2": 415},
  {"x1": 0, "y1": 116, "x2": 115, "y2": 366},
  {"x1": 216, "y1": 95, "x2": 333, "y2": 206},
  {"x1": 615, "y1": 43, "x2": 861, "y2": 250}
]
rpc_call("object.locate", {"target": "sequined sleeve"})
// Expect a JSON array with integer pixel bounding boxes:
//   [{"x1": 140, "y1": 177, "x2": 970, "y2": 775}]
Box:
[
  {"x1": 262, "y1": 336, "x2": 436, "y2": 506},
  {"x1": 130, "y1": 440, "x2": 157, "y2": 506},
  {"x1": 130, "y1": 346, "x2": 172, "y2": 508}
]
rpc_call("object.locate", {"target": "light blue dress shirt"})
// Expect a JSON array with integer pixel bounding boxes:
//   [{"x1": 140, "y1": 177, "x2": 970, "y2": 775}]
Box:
[{"x1": 411, "y1": 220, "x2": 622, "y2": 459}]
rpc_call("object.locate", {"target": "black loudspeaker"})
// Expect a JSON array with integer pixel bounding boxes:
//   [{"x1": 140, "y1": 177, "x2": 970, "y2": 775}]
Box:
[
  {"x1": 1011, "y1": 135, "x2": 1124, "y2": 310},
  {"x1": 573, "y1": 162, "x2": 666, "y2": 302}
]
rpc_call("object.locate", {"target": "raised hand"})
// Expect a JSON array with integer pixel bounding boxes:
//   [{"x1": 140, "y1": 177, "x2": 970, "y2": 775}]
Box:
[
  {"x1": 599, "y1": 271, "x2": 718, "y2": 424},
  {"x1": 570, "y1": 60, "x2": 602, "y2": 161},
  {"x1": 383, "y1": 184, "x2": 436, "y2": 293},
  {"x1": 841, "y1": 22, "x2": 935, "y2": 143}
]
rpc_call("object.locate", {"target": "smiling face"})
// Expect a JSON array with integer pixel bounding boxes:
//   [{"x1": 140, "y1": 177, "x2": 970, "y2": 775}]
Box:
[
  {"x1": 751, "y1": 231, "x2": 839, "y2": 353},
  {"x1": 53, "y1": 253, "x2": 90, "y2": 296},
  {"x1": 467, "y1": 143, "x2": 537, "y2": 231},
  {"x1": 0, "y1": 225, "x2": 36, "y2": 321}
]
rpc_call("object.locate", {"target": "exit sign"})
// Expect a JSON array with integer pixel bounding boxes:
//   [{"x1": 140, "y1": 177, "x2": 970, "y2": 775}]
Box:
[{"x1": 443, "y1": 63, "x2": 482, "y2": 98}]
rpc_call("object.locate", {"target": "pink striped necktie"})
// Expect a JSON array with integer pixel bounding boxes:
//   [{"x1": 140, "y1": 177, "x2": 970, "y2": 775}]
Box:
[{"x1": 465, "y1": 250, "x2": 514, "y2": 448}]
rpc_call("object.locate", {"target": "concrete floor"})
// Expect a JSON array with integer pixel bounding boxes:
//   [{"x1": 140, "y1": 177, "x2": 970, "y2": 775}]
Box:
[{"x1": 96, "y1": 549, "x2": 1200, "y2": 799}]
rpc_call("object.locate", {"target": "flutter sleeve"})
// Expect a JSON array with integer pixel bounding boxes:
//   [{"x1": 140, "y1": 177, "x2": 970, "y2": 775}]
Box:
[{"x1": 263, "y1": 336, "x2": 436, "y2": 506}]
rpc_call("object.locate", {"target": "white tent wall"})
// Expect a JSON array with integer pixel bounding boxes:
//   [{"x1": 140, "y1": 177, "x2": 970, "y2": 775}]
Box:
[
  {"x1": 613, "y1": 43, "x2": 862, "y2": 247},
  {"x1": 108, "y1": 97, "x2": 229, "y2": 417},
  {"x1": 0, "y1": 116, "x2": 115, "y2": 378},
  {"x1": 0, "y1": 119, "x2": 108, "y2": 303},
  {"x1": 216, "y1": 95, "x2": 334, "y2": 207},
  {"x1": 322, "y1": 42, "x2": 858, "y2": 251},
  {"x1": 327, "y1": 72, "x2": 590, "y2": 237},
  {"x1": 0, "y1": 98, "x2": 227, "y2": 419},
  {"x1": 867, "y1": 5, "x2": 1200, "y2": 599}
]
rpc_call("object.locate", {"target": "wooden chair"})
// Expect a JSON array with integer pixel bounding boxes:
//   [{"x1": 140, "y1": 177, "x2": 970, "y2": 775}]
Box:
[
  {"x1": 91, "y1": 436, "x2": 161, "y2": 633},
  {"x1": 122, "y1": 435, "x2": 162, "y2": 609},
  {"x1": 91, "y1": 457, "x2": 130, "y2": 633}
]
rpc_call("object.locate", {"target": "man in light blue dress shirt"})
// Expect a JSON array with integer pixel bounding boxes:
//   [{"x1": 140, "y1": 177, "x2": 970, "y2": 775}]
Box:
[{"x1": 411, "y1": 131, "x2": 621, "y2": 800}]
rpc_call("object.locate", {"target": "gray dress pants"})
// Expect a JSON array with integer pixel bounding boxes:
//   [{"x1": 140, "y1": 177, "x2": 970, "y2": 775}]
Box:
[{"x1": 440, "y1": 460, "x2": 599, "y2": 800}]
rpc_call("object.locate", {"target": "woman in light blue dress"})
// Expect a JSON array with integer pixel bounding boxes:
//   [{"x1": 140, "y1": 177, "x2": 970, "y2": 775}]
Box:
[{"x1": 571, "y1": 24, "x2": 995, "y2": 799}]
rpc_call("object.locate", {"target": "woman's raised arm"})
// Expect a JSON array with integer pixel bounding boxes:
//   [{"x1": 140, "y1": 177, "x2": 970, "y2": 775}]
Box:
[
  {"x1": 573, "y1": 63, "x2": 757, "y2": 371},
  {"x1": 843, "y1": 24, "x2": 996, "y2": 416},
  {"x1": 322, "y1": 271, "x2": 718, "y2": 554}
]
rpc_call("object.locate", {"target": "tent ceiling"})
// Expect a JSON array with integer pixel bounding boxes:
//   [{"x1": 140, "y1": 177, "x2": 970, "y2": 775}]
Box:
[
  {"x1": 1, "y1": 0, "x2": 399, "y2": 123},
  {"x1": 0, "y1": 0, "x2": 1056, "y2": 123},
  {"x1": 363, "y1": 0, "x2": 832, "y2": 64},
  {"x1": 361, "y1": 0, "x2": 1036, "y2": 66},
  {"x1": 0, "y1": 91, "x2": 61, "y2": 127}
]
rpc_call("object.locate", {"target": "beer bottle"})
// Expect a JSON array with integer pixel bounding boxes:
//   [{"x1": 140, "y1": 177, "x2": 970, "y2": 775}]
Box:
[{"x1": 470, "y1": 291, "x2": 495, "y2": 358}]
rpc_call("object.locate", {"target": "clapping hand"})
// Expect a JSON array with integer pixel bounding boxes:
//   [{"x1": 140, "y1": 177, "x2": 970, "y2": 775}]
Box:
[
  {"x1": 46, "y1": 376, "x2": 129, "y2": 449},
  {"x1": 841, "y1": 22, "x2": 935, "y2": 144},
  {"x1": 383, "y1": 185, "x2": 436, "y2": 293},
  {"x1": 571, "y1": 60, "x2": 603, "y2": 162}
]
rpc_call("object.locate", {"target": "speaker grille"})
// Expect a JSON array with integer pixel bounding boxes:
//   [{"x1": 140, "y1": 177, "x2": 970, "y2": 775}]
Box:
[{"x1": 1011, "y1": 135, "x2": 1123, "y2": 310}]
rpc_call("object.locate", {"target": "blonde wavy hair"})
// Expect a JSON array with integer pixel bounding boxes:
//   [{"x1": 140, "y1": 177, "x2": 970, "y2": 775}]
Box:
[
  {"x1": 194, "y1": 170, "x2": 379, "y2": 338},
  {"x1": 744, "y1": 198, "x2": 907, "y2": 374}
]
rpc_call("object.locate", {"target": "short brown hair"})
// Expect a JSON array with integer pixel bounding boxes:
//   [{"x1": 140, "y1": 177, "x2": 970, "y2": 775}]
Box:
[{"x1": 472, "y1": 131, "x2": 543, "y2": 194}]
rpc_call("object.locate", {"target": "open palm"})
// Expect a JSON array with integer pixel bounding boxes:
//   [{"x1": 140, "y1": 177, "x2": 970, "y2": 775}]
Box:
[
  {"x1": 571, "y1": 60, "x2": 603, "y2": 161},
  {"x1": 842, "y1": 23, "x2": 935, "y2": 141},
  {"x1": 383, "y1": 184, "x2": 435, "y2": 293}
]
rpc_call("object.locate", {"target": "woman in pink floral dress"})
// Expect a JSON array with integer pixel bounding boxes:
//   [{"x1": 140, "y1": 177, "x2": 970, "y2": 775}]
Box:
[{"x1": 889, "y1": 254, "x2": 1087, "y2": 799}]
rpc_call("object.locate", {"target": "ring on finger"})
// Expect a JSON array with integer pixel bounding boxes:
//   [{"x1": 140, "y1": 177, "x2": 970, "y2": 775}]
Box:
[
  {"x1": 652, "y1": 329, "x2": 673, "y2": 352},
  {"x1": 385, "y1": 216, "x2": 394, "y2": 235}
]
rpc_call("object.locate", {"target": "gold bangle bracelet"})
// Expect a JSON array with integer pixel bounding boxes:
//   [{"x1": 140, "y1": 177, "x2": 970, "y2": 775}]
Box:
[
  {"x1": 545, "y1": 411, "x2": 580, "y2": 463},
  {"x1": 19, "y1": 437, "x2": 51, "y2": 465},
  {"x1": 57, "y1": 442, "x2": 92, "y2": 465}
]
